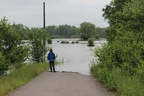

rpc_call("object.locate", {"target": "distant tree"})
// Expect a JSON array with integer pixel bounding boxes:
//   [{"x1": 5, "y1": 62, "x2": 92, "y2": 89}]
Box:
[
  {"x1": 79, "y1": 22, "x2": 95, "y2": 40},
  {"x1": 46, "y1": 25, "x2": 57, "y2": 36},
  {"x1": 94, "y1": 28, "x2": 100, "y2": 39},
  {"x1": 45, "y1": 25, "x2": 78, "y2": 38},
  {"x1": 95, "y1": 27, "x2": 107, "y2": 39}
]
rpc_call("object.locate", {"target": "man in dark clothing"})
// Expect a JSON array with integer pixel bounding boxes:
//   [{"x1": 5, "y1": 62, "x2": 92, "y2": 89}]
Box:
[{"x1": 47, "y1": 49, "x2": 56, "y2": 72}]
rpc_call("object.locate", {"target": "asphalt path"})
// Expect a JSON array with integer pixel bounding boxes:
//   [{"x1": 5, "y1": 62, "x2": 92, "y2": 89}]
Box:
[{"x1": 8, "y1": 72, "x2": 115, "y2": 96}]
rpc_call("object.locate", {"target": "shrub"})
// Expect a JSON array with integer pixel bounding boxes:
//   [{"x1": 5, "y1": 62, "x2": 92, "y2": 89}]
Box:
[
  {"x1": 71, "y1": 41, "x2": 75, "y2": 44},
  {"x1": 87, "y1": 38, "x2": 94, "y2": 46},
  {"x1": 0, "y1": 52, "x2": 9, "y2": 75},
  {"x1": 47, "y1": 38, "x2": 52, "y2": 44},
  {"x1": 75, "y1": 41, "x2": 79, "y2": 43},
  {"x1": 90, "y1": 32, "x2": 144, "y2": 95},
  {"x1": 30, "y1": 29, "x2": 48, "y2": 63},
  {"x1": 61, "y1": 41, "x2": 69, "y2": 44}
]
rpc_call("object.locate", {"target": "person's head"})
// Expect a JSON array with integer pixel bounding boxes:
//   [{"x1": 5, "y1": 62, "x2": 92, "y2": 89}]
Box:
[{"x1": 49, "y1": 48, "x2": 53, "y2": 52}]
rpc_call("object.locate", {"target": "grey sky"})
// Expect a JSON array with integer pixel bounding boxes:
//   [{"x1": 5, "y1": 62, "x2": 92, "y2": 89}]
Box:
[{"x1": 0, "y1": 0, "x2": 112, "y2": 28}]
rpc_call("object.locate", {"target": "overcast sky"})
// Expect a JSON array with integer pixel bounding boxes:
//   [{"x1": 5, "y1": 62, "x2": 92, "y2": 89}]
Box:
[{"x1": 0, "y1": 0, "x2": 112, "y2": 28}]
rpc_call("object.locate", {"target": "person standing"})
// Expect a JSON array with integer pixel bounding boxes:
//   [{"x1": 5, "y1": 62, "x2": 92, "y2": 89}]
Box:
[{"x1": 47, "y1": 48, "x2": 56, "y2": 72}]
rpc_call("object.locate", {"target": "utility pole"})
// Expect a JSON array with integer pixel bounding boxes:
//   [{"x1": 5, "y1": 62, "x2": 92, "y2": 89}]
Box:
[
  {"x1": 43, "y1": 2, "x2": 45, "y2": 30},
  {"x1": 43, "y1": 2, "x2": 46, "y2": 62}
]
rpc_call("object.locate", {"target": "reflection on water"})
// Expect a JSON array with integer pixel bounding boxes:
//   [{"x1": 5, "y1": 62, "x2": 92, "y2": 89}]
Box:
[{"x1": 46, "y1": 38, "x2": 107, "y2": 75}]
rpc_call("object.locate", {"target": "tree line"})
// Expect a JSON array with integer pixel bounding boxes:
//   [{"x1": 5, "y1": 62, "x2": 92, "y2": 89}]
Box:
[
  {"x1": 13, "y1": 23, "x2": 107, "y2": 40},
  {"x1": 46, "y1": 24, "x2": 107, "y2": 40}
]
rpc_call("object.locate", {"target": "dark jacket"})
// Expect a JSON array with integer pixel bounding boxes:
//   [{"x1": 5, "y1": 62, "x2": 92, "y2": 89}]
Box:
[{"x1": 47, "y1": 52, "x2": 55, "y2": 62}]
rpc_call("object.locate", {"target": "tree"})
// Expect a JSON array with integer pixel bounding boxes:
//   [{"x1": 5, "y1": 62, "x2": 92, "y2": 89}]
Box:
[
  {"x1": 12, "y1": 24, "x2": 30, "y2": 40},
  {"x1": 117, "y1": 0, "x2": 144, "y2": 35},
  {"x1": 94, "y1": 27, "x2": 107, "y2": 39},
  {"x1": 96, "y1": 0, "x2": 144, "y2": 76},
  {"x1": 29, "y1": 28, "x2": 47, "y2": 63},
  {"x1": 79, "y1": 22, "x2": 95, "y2": 40},
  {"x1": 91, "y1": 1, "x2": 144, "y2": 92},
  {"x1": 103, "y1": 0, "x2": 132, "y2": 42},
  {"x1": 0, "y1": 17, "x2": 29, "y2": 73}
]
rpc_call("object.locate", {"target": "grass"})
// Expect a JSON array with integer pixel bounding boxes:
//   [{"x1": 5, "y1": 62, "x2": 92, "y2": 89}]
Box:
[
  {"x1": 90, "y1": 64, "x2": 144, "y2": 96},
  {"x1": 0, "y1": 62, "x2": 49, "y2": 96}
]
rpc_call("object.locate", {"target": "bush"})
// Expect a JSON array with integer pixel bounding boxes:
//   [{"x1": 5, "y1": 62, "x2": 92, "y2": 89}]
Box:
[
  {"x1": 90, "y1": 32, "x2": 144, "y2": 95},
  {"x1": 71, "y1": 41, "x2": 75, "y2": 44},
  {"x1": 87, "y1": 38, "x2": 94, "y2": 46},
  {"x1": 0, "y1": 52, "x2": 9, "y2": 75},
  {"x1": 75, "y1": 41, "x2": 79, "y2": 43},
  {"x1": 47, "y1": 38, "x2": 52, "y2": 44},
  {"x1": 61, "y1": 41, "x2": 69, "y2": 44},
  {"x1": 93, "y1": 32, "x2": 144, "y2": 76}
]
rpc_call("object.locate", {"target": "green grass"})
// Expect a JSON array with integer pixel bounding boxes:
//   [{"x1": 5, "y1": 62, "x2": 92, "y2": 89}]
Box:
[
  {"x1": 0, "y1": 63, "x2": 49, "y2": 96},
  {"x1": 90, "y1": 64, "x2": 144, "y2": 96}
]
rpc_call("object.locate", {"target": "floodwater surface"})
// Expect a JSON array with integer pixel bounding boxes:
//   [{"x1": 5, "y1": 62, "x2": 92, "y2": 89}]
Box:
[{"x1": 47, "y1": 38, "x2": 106, "y2": 75}]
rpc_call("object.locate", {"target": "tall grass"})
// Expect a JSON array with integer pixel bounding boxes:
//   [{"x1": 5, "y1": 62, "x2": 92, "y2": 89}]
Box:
[
  {"x1": 90, "y1": 63, "x2": 144, "y2": 96},
  {"x1": 0, "y1": 63, "x2": 49, "y2": 96}
]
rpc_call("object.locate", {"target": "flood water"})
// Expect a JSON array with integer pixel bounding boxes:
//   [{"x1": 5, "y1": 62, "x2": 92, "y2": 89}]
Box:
[{"x1": 47, "y1": 38, "x2": 106, "y2": 75}]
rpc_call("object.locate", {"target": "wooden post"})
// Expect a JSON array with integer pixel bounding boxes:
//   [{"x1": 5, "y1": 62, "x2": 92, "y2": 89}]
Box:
[
  {"x1": 43, "y1": 2, "x2": 45, "y2": 30},
  {"x1": 43, "y1": 2, "x2": 46, "y2": 62}
]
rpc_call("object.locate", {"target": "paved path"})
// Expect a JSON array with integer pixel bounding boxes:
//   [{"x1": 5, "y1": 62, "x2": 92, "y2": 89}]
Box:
[{"x1": 8, "y1": 72, "x2": 115, "y2": 96}]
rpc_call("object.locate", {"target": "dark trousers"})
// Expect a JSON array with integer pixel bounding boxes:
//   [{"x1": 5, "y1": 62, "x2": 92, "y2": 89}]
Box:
[{"x1": 49, "y1": 61, "x2": 55, "y2": 72}]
